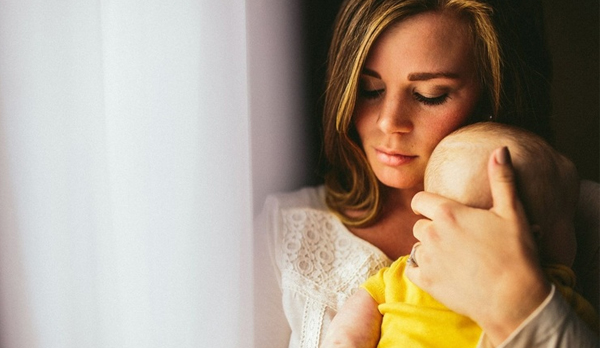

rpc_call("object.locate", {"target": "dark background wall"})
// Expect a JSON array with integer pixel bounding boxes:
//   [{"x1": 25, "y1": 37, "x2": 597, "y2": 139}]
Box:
[
  {"x1": 544, "y1": 1, "x2": 599, "y2": 183},
  {"x1": 301, "y1": 0, "x2": 599, "y2": 184}
]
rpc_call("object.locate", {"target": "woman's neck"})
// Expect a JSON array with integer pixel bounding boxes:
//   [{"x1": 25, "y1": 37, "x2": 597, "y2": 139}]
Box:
[
  {"x1": 379, "y1": 185, "x2": 422, "y2": 216},
  {"x1": 347, "y1": 186, "x2": 422, "y2": 260}
]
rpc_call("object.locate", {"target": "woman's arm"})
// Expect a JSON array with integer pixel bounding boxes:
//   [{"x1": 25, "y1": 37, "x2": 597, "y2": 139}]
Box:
[
  {"x1": 407, "y1": 147, "x2": 598, "y2": 347},
  {"x1": 477, "y1": 285, "x2": 599, "y2": 348},
  {"x1": 321, "y1": 288, "x2": 382, "y2": 348}
]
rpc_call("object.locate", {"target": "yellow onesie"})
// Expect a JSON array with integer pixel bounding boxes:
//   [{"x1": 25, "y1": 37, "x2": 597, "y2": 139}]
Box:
[{"x1": 361, "y1": 256, "x2": 598, "y2": 348}]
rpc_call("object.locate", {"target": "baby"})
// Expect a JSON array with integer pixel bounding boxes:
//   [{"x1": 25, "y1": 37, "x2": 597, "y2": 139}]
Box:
[{"x1": 321, "y1": 122, "x2": 597, "y2": 348}]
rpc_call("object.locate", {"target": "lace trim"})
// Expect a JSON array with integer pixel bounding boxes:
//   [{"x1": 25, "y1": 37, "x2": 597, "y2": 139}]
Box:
[
  {"x1": 280, "y1": 208, "x2": 390, "y2": 347},
  {"x1": 300, "y1": 300, "x2": 325, "y2": 348}
]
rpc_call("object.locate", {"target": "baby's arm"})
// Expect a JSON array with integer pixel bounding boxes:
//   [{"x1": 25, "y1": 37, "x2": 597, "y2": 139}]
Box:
[{"x1": 321, "y1": 288, "x2": 382, "y2": 348}]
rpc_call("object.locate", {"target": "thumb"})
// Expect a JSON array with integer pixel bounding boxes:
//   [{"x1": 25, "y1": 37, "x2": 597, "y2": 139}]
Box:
[{"x1": 488, "y1": 146, "x2": 524, "y2": 219}]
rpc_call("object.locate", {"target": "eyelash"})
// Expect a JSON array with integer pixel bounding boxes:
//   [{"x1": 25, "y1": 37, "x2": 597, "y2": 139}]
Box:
[
  {"x1": 359, "y1": 88, "x2": 384, "y2": 100},
  {"x1": 358, "y1": 87, "x2": 450, "y2": 106},
  {"x1": 413, "y1": 92, "x2": 448, "y2": 106}
]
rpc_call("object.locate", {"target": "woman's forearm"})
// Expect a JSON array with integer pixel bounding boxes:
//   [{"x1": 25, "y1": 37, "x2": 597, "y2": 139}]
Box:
[
  {"x1": 478, "y1": 285, "x2": 599, "y2": 348},
  {"x1": 474, "y1": 261, "x2": 551, "y2": 345}
]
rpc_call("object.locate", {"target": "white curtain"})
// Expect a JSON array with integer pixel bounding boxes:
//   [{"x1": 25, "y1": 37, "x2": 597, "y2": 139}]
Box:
[{"x1": 0, "y1": 1, "x2": 307, "y2": 347}]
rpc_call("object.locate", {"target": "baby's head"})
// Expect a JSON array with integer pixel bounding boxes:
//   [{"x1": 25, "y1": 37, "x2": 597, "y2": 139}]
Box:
[{"x1": 425, "y1": 122, "x2": 579, "y2": 267}]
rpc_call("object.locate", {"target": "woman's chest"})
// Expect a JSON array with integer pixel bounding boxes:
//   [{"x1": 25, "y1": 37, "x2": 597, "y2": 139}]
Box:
[
  {"x1": 348, "y1": 212, "x2": 419, "y2": 260},
  {"x1": 279, "y1": 207, "x2": 391, "y2": 307}
]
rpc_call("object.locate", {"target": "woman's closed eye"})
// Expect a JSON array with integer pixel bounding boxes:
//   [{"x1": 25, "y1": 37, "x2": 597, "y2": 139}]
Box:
[
  {"x1": 413, "y1": 91, "x2": 449, "y2": 106},
  {"x1": 359, "y1": 87, "x2": 384, "y2": 100},
  {"x1": 358, "y1": 75, "x2": 385, "y2": 100}
]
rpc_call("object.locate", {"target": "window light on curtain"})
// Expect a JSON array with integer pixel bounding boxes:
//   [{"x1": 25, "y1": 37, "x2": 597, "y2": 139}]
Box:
[{"x1": 0, "y1": 0, "x2": 307, "y2": 347}]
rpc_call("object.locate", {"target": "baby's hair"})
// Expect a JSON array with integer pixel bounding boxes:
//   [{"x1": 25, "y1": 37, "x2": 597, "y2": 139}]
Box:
[
  {"x1": 426, "y1": 122, "x2": 579, "y2": 266},
  {"x1": 427, "y1": 122, "x2": 579, "y2": 233}
]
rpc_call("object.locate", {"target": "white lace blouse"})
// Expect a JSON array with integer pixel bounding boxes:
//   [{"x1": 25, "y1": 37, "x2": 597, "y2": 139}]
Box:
[
  {"x1": 254, "y1": 186, "x2": 598, "y2": 348},
  {"x1": 254, "y1": 186, "x2": 391, "y2": 348}
]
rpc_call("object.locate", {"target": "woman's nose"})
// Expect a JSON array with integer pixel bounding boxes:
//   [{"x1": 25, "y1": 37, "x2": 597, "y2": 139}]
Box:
[{"x1": 377, "y1": 95, "x2": 413, "y2": 134}]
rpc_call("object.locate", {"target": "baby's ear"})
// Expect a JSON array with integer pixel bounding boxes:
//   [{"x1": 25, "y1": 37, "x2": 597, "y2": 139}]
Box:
[{"x1": 530, "y1": 224, "x2": 543, "y2": 242}]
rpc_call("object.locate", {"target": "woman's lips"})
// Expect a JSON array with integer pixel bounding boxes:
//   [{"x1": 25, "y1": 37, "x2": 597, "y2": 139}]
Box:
[{"x1": 375, "y1": 149, "x2": 417, "y2": 166}]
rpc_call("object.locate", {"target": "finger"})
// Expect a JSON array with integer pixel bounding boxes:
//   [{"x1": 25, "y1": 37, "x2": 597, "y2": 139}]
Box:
[
  {"x1": 410, "y1": 191, "x2": 427, "y2": 216},
  {"x1": 407, "y1": 242, "x2": 421, "y2": 267},
  {"x1": 487, "y1": 146, "x2": 523, "y2": 219},
  {"x1": 404, "y1": 260, "x2": 420, "y2": 285},
  {"x1": 405, "y1": 247, "x2": 430, "y2": 290},
  {"x1": 412, "y1": 218, "x2": 430, "y2": 241},
  {"x1": 411, "y1": 191, "x2": 459, "y2": 219}
]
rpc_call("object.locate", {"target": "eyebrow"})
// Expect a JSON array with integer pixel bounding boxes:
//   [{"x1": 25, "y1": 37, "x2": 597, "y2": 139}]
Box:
[
  {"x1": 408, "y1": 72, "x2": 460, "y2": 81},
  {"x1": 361, "y1": 68, "x2": 459, "y2": 81}
]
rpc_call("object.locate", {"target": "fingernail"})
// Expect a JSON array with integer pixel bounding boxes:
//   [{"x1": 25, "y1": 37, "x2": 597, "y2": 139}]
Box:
[{"x1": 497, "y1": 146, "x2": 512, "y2": 165}]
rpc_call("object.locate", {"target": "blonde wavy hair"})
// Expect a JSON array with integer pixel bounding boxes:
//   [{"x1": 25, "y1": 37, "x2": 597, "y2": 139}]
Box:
[{"x1": 323, "y1": 0, "x2": 552, "y2": 227}]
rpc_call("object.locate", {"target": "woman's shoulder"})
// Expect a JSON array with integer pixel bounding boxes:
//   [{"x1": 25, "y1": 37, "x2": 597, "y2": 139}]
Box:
[
  {"x1": 261, "y1": 185, "x2": 392, "y2": 312},
  {"x1": 256, "y1": 185, "x2": 331, "y2": 245},
  {"x1": 263, "y1": 185, "x2": 327, "y2": 212}
]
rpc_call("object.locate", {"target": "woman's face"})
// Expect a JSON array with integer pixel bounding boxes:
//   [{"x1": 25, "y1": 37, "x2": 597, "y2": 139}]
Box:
[{"x1": 354, "y1": 11, "x2": 481, "y2": 191}]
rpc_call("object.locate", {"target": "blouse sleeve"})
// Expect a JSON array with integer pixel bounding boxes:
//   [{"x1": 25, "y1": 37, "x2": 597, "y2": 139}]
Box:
[
  {"x1": 254, "y1": 195, "x2": 291, "y2": 348},
  {"x1": 476, "y1": 285, "x2": 599, "y2": 348}
]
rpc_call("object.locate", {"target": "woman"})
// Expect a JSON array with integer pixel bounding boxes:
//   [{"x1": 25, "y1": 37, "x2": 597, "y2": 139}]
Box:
[{"x1": 254, "y1": 0, "x2": 597, "y2": 347}]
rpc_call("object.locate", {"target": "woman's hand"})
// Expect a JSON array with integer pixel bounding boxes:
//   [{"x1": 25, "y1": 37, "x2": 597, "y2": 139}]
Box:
[{"x1": 405, "y1": 147, "x2": 551, "y2": 346}]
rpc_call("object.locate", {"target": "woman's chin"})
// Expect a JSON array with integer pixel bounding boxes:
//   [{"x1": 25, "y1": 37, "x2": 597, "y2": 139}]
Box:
[{"x1": 379, "y1": 178, "x2": 424, "y2": 192}]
